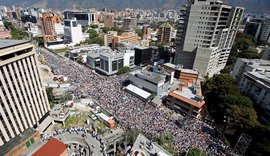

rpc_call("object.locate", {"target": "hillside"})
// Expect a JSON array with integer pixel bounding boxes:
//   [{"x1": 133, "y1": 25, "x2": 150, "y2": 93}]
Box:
[{"x1": 3, "y1": 0, "x2": 270, "y2": 14}]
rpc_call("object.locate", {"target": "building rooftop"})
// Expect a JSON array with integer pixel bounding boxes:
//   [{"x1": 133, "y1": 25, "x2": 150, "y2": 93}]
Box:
[
  {"x1": 69, "y1": 44, "x2": 111, "y2": 54},
  {"x1": 126, "y1": 84, "x2": 151, "y2": 100},
  {"x1": 130, "y1": 70, "x2": 166, "y2": 84},
  {"x1": 32, "y1": 138, "x2": 67, "y2": 156},
  {"x1": 0, "y1": 128, "x2": 37, "y2": 156},
  {"x1": 159, "y1": 22, "x2": 173, "y2": 29},
  {"x1": 245, "y1": 71, "x2": 270, "y2": 88},
  {"x1": 131, "y1": 133, "x2": 172, "y2": 156},
  {"x1": 0, "y1": 40, "x2": 30, "y2": 50},
  {"x1": 169, "y1": 79, "x2": 205, "y2": 108},
  {"x1": 101, "y1": 51, "x2": 124, "y2": 58}
]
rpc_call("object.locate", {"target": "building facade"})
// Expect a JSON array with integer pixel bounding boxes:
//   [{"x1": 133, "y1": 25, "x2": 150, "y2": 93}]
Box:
[
  {"x1": 128, "y1": 70, "x2": 169, "y2": 96},
  {"x1": 41, "y1": 12, "x2": 61, "y2": 41},
  {"x1": 232, "y1": 58, "x2": 270, "y2": 124},
  {"x1": 123, "y1": 18, "x2": 137, "y2": 32},
  {"x1": 174, "y1": 0, "x2": 244, "y2": 77},
  {"x1": 64, "y1": 18, "x2": 83, "y2": 44},
  {"x1": 0, "y1": 40, "x2": 51, "y2": 147},
  {"x1": 134, "y1": 46, "x2": 159, "y2": 67},
  {"x1": 157, "y1": 22, "x2": 173, "y2": 43},
  {"x1": 112, "y1": 32, "x2": 140, "y2": 49},
  {"x1": 103, "y1": 13, "x2": 114, "y2": 29},
  {"x1": 164, "y1": 68, "x2": 207, "y2": 119},
  {"x1": 64, "y1": 11, "x2": 95, "y2": 26},
  {"x1": 96, "y1": 49, "x2": 135, "y2": 75}
]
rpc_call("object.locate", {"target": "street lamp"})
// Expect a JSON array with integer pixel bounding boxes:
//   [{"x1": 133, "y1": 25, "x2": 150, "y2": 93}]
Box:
[{"x1": 222, "y1": 115, "x2": 229, "y2": 140}]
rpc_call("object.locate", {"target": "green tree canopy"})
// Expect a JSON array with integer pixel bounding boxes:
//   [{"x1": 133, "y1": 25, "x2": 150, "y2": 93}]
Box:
[
  {"x1": 101, "y1": 27, "x2": 110, "y2": 34},
  {"x1": 117, "y1": 66, "x2": 130, "y2": 75},
  {"x1": 90, "y1": 24, "x2": 98, "y2": 29},
  {"x1": 187, "y1": 148, "x2": 207, "y2": 156},
  {"x1": 87, "y1": 29, "x2": 98, "y2": 38},
  {"x1": 135, "y1": 29, "x2": 143, "y2": 37}
]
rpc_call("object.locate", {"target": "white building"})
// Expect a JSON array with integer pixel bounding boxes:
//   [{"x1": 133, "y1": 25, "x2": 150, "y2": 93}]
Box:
[
  {"x1": 54, "y1": 23, "x2": 64, "y2": 35},
  {"x1": 64, "y1": 18, "x2": 83, "y2": 44},
  {"x1": 232, "y1": 58, "x2": 270, "y2": 124},
  {"x1": 64, "y1": 10, "x2": 96, "y2": 26},
  {"x1": 0, "y1": 40, "x2": 52, "y2": 146},
  {"x1": 96, "y1": 48, "x2": 135, "y2": 75},
  {"x1": 174, "y1": 0, "x2": 244, "y2": 77}
]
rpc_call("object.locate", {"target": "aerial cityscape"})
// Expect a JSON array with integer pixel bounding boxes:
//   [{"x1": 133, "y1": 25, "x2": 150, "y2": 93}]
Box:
[{"x1": 0, "y1": 0, "x2": 270, "y2": 156}]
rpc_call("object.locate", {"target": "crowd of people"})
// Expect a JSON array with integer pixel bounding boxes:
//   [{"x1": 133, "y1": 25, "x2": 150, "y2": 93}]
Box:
[
  {"x1": 42, "y1": 127, "x2": 107, "y2": 155},
  {"x1": 42, "y1": 49, "x2": 229, "y2": 155}
]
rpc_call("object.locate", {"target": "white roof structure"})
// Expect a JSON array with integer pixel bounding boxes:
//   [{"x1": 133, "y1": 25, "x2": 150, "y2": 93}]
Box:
[
  {"x1": 126, "y1": 84, "x2": 151, "y2": 99},
  {"x1": 96, "y1": 113, "x2": 110, "y2": 121}
]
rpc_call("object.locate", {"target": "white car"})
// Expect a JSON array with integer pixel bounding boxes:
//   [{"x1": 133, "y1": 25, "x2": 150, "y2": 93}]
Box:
[{"x1": 91, "y1": 114, "x2": 97, "y2": 120}]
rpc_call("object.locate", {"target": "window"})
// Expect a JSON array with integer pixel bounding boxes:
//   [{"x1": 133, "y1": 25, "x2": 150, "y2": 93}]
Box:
[{"x1": 112, "y1": 61, "x2": 117, "y2": 71}]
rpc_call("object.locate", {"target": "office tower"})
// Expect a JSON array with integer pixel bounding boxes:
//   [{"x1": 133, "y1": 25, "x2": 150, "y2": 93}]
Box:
[
  {"x1": 103, "y1": 13, "x2": 114, "y2": 29},
  {"x1": 64, "y1": 18, "x2": 83, "y2": 44},
  {"x1": 157, "y1": 22, "x2": 173, "y2": 43},
  {"x1": 64, "y1": 11, "x2": 95, "y2": 26},
  {"x1": 244, "y1": 18, "x2": 263, "y2": 40},
  {"x1": 174, "y1": 0, "x2": 244, "y2": 77},
  {"x1": 123, "y1": 17, "x2": 137, "y2": 32},
  {"x1": 41, "y1": 12, "x2": 61, "y2": 41},
  {"x1": 0, "y1": 40, "x2": 51, "y2": 146}
]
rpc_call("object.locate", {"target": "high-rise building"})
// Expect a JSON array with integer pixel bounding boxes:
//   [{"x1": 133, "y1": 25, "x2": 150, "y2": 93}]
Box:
[
  {"x1": 0, "y1": 40, "x2": 52, "y2": 148},
  {"x1": 259, "y1": 18, "x2": 270, "y2": 43},
  {"x1": 41, "y1": 12, "x2": 61, "y2": 41},
  {"x1": 64, "y1": 18, "x2": 83, "y2": 44},
  {"x1": 157, "y1": 22, "x2": 173, "y2": 43},
  {"x1": 103, "y1": 13, "x2": 114, "y2": 29},
  {"x1": 174, "y1": 0, "x2": 244, "y2": 77},
  {"x1": 64, "y1": 11, "x2": 95, "y2": 26},
  {"x1": 123, "y1": 17, "x2": 137, "y2": 32},
  {"x1": 244, "y1": 18, "x2": 263, "y2": 40}
]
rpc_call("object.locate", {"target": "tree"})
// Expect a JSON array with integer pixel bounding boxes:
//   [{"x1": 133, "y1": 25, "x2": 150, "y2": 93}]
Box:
[
  {"x1": 187, "y1": 148, "x2": 207, "y2": 156},
  {"x1": 154, "y1": 134, "x2": 175, "y2": 155},
  {"x1": 87, "y1": 29, "x2": 98, "y2": 38},
  {"x1": 11, "y1": 28, "x2": 29, "y2": 40},
  {"x1": 111, "y1": 26, "x2": 124, "y2": 35},
  {"x1": 90, "y1": 24, "x2": 98, "y2": 29},
  {"x1": 46, "y1": 88, "x2": 54, "y2": 103},
  {"x1": 87, "y1": 36, "x2": 104, "y2": 46},
  {"x1": 101, "y1": 27, "x2": 110, "y2": 34},
  {"x1": 238, "y1": 50, "x2": 260, "y2": 59},
  {"x1": 228, "y1": 105, "x2": 259, "y2": 129},
  {"x1": 77, "y1": 55, "x2": 84, "y2": 64},
  {"x1": 117, "y1": 66, "x2": 130, "y2": 75},
  {"x1": 32, "y1": 36, "x2": 44, "y2": 46},
  {"x1": 135, "y1": 29, "x2": 143, "y2": 37},
  {"x1": 4, "y1": 21, "x2": 13, "y2": 30}
]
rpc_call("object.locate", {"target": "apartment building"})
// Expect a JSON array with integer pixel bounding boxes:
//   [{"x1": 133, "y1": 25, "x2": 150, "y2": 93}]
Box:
[
  {"x1": 174, "y1": 0, "x2": 244, "y2": 77},
  {"x1": 157, "y1": 22, "x2": 173, "y2": 43},
  {"x1": 41, "y1": 12, "x2": 61, "y2": 41}
]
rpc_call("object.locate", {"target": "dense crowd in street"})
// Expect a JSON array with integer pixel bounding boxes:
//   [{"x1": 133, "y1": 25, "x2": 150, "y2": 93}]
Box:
[
  {"x1": 42, "y1": 49, "x2": 229, "y2": 155},
  {"x1": 42, "y1": 127, "x2": 107, "y2": 156}
]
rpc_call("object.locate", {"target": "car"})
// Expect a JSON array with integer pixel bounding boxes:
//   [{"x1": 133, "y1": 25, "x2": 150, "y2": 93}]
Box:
[{"x1": 91, "y1": 114, "x2": 97, "y2": 120}]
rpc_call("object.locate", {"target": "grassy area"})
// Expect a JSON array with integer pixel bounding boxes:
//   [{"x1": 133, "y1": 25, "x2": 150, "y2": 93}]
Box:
[
  {"x1": 52, "y1": 48, "x2": 68, "y2": 54},
  {"x1": 64, "y1": 114, "x2": 87, "y2": 128}
]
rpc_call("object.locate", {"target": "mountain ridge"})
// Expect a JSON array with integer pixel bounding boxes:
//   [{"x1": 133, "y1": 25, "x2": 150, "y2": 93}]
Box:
[{"x1": 2, "y1": 0, "x2": 270, "y2": 14}]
